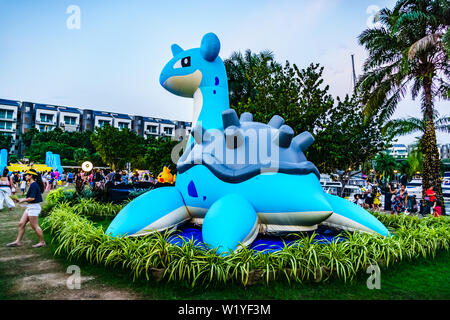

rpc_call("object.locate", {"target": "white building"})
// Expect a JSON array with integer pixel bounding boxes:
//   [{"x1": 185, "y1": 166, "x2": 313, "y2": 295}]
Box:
[
  {"x1": 387, "y1": 144, "x2": 408, "y2": 160},
  {"x1": 93, "y1": 111, "x2": 114, "y2": 128},
  {"x1": 159, "y1": 119, "x2": 176, "y2": 137},
  {"x1": 34, "y1": 104, "x2": 58, "y2": 132},
  {"x1": 112, "y1": 113, "x2": 132, "y2": 131},
  {"x1": 0, "y1": 99, "x2": 19, "y2": 152},
  {"x1": 58, "y1": 106, "x2": 81, "y2": 132},
  {"x1": 143, "y1": 117, "x2": 160, "y2": 138}
]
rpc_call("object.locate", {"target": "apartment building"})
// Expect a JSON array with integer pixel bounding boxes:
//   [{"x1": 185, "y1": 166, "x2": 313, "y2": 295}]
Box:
[
  {"x1": 0, "y1": 98, "x2": 191, "y2": 155},
  {"x1": 387, "y1": 144, "x2": 408, "y2": 160}
]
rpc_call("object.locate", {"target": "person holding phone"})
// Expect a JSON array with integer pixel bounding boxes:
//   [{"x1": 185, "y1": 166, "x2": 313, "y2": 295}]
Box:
[{"x1": 6, "y1": 169, "x2": 45, "y2": 248}]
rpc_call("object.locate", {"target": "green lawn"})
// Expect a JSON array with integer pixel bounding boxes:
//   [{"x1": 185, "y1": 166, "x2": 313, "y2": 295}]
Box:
[{"x1": 1, "y1": 190, "x2": 448, "y2": 300}]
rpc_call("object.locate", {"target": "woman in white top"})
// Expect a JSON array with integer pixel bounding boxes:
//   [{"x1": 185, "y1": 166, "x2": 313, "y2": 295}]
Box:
[{"x1": 0, "y1": 168, "x2": 15, "y2": 210}]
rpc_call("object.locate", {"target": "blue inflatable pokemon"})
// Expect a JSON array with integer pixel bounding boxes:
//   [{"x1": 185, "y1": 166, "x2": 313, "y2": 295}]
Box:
[{"x1": 106, "y1": 33, "x2": 389, "y2": 254}]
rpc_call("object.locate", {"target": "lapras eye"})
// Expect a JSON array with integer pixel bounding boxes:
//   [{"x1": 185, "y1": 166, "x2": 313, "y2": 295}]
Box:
[{"x1": 174, "y1": 56, "x2": 191, "y2": 69}]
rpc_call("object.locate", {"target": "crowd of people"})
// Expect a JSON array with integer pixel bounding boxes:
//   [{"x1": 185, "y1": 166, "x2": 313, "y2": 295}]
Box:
[
  {"x1": 352, "y1": 182, "x2": 442, "y2": 217},
  {"x1": 1, "y1": 167, "x2": 161, "y2": 248}
]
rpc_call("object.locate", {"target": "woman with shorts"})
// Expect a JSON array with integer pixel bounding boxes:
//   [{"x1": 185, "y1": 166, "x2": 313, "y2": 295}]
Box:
[{"x1": 6, "y1": 169, "x2": 46, "y2": 248}]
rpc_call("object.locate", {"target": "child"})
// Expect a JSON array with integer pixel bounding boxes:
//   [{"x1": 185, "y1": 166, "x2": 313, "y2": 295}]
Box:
[
  {"x1": 433, "y1": 200, "x2": 442, "y2": 217},
  {"x1": 20, "y1": 177, "x2": 27, "y2": 195}
]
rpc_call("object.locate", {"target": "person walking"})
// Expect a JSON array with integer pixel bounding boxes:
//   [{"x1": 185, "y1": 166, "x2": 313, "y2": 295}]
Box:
[
  {"x1": 0, "y1": 168, "x2": 16, "y2": 210},
  {"x1": 6, "y1": 169, "x2": 46, "y2": 248}
]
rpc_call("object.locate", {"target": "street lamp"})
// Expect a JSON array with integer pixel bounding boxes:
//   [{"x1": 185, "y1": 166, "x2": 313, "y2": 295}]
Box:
[{"x1": 393, "y1": 170, "x2": 399, "y2": 183}]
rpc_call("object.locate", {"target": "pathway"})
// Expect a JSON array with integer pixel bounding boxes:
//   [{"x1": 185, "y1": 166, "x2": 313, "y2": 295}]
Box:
[{"x1": 0, "y1": 203, "x2": 141, "y2": 300}]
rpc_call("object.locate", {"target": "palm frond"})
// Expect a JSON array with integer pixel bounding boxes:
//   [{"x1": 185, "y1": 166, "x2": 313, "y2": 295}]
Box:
[{"x1": 408, "y1": 33, "x2": 441, "y2": 60}]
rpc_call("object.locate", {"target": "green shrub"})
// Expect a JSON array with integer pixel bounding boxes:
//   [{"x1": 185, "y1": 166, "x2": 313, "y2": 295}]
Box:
[
  {"x1": 46, "y1": 188, "x2": 65, "y2": 204},
  {"x1": 43, "y1": 206, "x2": 450, "y2": 287},
  {"x1": 72, "y1": 198, "x2": 124, "y2": 218}
]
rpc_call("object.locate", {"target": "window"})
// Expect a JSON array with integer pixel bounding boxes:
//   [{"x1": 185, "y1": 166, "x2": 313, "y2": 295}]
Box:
[
  {"x1": 64, "y1": 116, "x2": 77, "y2": 125},
  {"x1": 98, "y1": 120, "x2": 111, "y2": 128},
  {"x1": 118, "y1": 122, "x2": 129, "y2": 130},
  {"x1": 40, "y1": 113, "x2": 54, "y2": 123},
  {"x1": 146, "y1": 125, "x2": 157, "y2": 133},
  {"x1": 0, "y1": 121, "x2": 12, "y2": 130},
  {"x1": 164, "y1": 127, "x2": 173, "y2": 135},
  {"x1": 0, "y1": 109, "x2": 13, "y2": 119}
]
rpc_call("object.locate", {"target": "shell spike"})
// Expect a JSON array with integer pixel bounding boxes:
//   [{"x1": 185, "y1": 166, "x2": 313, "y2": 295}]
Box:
[
  {"x1": 224, "y1": 126, "x2": 244, "y2": 149},
  {"x1": 240, "y1": 112, "x2": 253, "y2": 122},
  {"x1": 222, "y1": 109, "x2": 241, "y2": 129},
  {"x1": 268, "y1": 115, "x2": 285, "y2": 129},
  {"x1": 292, "y1": 132, "x2": 314, "y2": 152},
  {"x1": 274, "y1": 125, "x2": 294, "y2": 148}
]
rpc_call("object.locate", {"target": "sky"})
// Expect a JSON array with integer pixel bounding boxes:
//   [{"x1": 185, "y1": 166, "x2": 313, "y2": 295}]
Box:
[{"x1": 0, "y1": 0, "x2": 448, "y2": 145}]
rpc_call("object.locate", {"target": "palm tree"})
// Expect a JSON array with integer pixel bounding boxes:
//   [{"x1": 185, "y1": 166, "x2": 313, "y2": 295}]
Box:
[
  {"x1": 407, "y1": 144, "x2": 424, "y2": 177},
  {"x1": 374, "y1": 152, "x2": 399, "y2": 183},
  {"x1": 357, "y1": 0, "x2": 449, "y2": 209},
  {"x1": 224, "y1": 49, "x2": 277, "y2": 107},
  {"x1": 383, "y1": 114, "x2": 450, "y2": 139}
]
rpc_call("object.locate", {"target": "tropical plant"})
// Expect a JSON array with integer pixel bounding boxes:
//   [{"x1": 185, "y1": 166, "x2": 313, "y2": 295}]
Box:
[
  {"x1": 224, "y1": 49, "x2": 278, "y2": 107},
  {"x1": 43, "y1": 203, "x2": 450, "y2": 287},
  {"x1": 357, "y1": 0, "x2": 450, "y2": 210},
  {"x1": 374, "y1": 152, "x2": 399, "y2": 183}
]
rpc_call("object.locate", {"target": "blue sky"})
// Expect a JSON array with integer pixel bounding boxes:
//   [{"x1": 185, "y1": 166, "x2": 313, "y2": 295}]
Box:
[{"x1": 0, "y1": 0, "x2": 448, "y2": 145}]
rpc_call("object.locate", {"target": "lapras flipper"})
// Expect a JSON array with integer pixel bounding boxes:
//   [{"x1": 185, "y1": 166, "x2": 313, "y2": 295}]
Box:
[
  {"x1": 106, "y1": 187, "x2": 190, "y2": 237},
  {"x1": 321, "y1": 193, "x2": 389, "y2": 236},
  {"x1": 202, "y1": 194, "x2": 258, "y2": 255}
]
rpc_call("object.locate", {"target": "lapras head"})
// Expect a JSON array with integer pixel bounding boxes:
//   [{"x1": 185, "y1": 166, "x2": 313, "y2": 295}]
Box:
[{"x1": 159, "y1": 33, "x2": 226, "y2": 98}]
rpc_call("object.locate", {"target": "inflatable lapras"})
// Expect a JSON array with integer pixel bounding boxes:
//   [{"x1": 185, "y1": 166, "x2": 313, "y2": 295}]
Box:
[{"x1": 106, "y1": 33, "x2": 389, "y2": 254}]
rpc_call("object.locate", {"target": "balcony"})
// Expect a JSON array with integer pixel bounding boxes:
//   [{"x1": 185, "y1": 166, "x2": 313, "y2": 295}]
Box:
[
  {"x1": 145, "y1": 130, "x2": 158, "y2": 135},
  {"x1": 0, "y1": 117, "x2": 17, "y2": 122},
  {"x1": 60, "y1": 122, "x2": 80, "y2": 132},
  {"x1": 0, "y1": 127, "x2": 15, "y2": 133},
  {"x1": 36, "y1": 119, "x2": 56, "y2": 125}
]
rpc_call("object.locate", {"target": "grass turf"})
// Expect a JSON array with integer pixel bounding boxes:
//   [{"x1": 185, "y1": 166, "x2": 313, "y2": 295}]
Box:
[{"x1": 1, "y1": 191, "x2": 449, "y2": 300}]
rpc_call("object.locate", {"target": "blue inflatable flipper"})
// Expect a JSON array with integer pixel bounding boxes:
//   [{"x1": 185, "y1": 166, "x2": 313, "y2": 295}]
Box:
[
  {"x1": 202, "y1": 194, "x2": 259, "y2": 255},
  {"x1": 105, "y1": 187, "x2": 190, "y2": 237},
  {"x1": 321, "y1": 194, "x2": 389, "y2": 237}
]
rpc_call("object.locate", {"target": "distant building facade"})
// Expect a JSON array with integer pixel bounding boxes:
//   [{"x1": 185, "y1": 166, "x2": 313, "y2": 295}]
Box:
[
  {"x1": 387, "y1": 144, "x2": 408, "y2": 160},
  {"x1": 0, "y1": 98, "x2": 191, "y2": 155},
  {"x1": 439, "y1": 144, "x2": 450, "y2": 160}
]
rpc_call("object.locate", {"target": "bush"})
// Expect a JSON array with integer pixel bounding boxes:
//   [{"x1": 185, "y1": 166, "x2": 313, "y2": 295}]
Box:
[{"x1": 43, "y1": 205, "x2": 450, "y2": 287}]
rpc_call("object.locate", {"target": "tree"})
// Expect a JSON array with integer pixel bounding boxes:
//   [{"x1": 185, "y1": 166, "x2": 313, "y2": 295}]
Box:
[
  {"x1": 313, "y1": 94, "x2": 388, "y2": 197},
  {"x1": 0, "y1": 133, "x2": 12, "y2": 151},
  {"x1": 407, "y1": 144, "x2": 424, "y2": 177},
  {"x1": 225, "y1": 53, "x2": 334, "y2": 136},
  {"x1": 374, "y1": 152, "x2": 399, "y2": 183},
  {"x1": 73, "y1": 148, "x2": 91, "y2": 164},
  {"x1": 143, "y1": 137, "x2": 180, "y2": 176},
  {"x1": 90, "y1": 125, "x2": 145, "y2": 171},
  {"x1": 224, "y1": 49, "x2": 278, "y2": 107},
  {"x1": 357, "y1": 0, "x2": 449, "y2": 210},
  {"x1": 383, "y1": 114, "x2": 450, "y2": 140}
]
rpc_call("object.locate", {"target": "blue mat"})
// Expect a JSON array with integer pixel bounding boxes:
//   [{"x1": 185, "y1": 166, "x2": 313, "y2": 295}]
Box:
[{"x1": 167, "y1": 225, "x2": 346, "y2": 253}]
